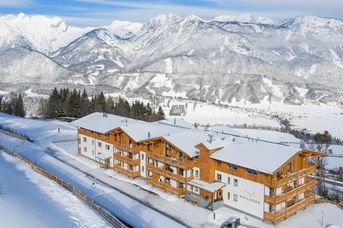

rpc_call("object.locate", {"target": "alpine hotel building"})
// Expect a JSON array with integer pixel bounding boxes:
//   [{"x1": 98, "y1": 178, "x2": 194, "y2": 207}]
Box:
[{"x1": 72, "y1": 112, "x2": 322, "y2": 224}]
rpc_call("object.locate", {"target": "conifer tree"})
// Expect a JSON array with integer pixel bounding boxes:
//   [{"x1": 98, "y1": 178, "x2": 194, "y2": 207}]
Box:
[
  {"x1": 15, "y1": 93, "x2": 26, "y2": 117},
  {"x1": 157, "y1": 106, "x2": 165, "y2": 120},
  {"x1": 80, "y1": 90, "x2": 91, "y2": 117}
]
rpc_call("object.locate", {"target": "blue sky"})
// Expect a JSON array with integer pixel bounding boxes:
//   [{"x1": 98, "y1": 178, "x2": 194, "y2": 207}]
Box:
[{"x1": 0, "y1": 0, "x2": 342, "y2": 26}]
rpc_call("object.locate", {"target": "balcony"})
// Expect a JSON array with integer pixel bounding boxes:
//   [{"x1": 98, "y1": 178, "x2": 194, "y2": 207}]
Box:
[
  {"x1": 147, "y1": 163, "x2": 193, "y2": 183},
  {"x1": 114, "y1": 164, "x2": 140, "y2": 178},
  {"x1": 147, "y1": 176, "x2": 186, "y2": 196},
  {"x1": 113, "y1": 152, "x2": 140, "y2": 166},
  {"x1": 267, "y1": 166, "x2": 316, "y2": 188},
  {"x1": 147, "y1": 153, "x2": 195, "y2": 169},
  {"x1": 265, "y1": 180, "x2": 316, "y2": 205},
  {"x1": 113, "y1": 142, "x2": 137, "y2": 153},
  {"x1": 264, "y1": 195, "x2": 315, "y2": 224}
]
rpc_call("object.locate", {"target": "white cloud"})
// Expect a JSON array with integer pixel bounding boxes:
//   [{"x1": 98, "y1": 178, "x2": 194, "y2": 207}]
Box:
[{"x1": 59, "y1": 0, "x2": 343, "y2": 26}]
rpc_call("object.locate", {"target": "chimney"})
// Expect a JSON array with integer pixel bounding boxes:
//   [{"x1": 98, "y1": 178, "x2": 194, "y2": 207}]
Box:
[
  {"x1": 148, "y1": 131, "x2": 151, "y2": 138},
  {"x1": 207, "y1": 134, "x2": 214, "y2": 143}
]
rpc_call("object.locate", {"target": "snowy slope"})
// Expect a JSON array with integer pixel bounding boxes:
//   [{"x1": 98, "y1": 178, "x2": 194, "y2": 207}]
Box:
[
  {"x1": 0, "y1": 152, "x2": 109, "y2": 228},
  {"x1": 0, "y1": 13, "x2": 92, "y2": 54}
]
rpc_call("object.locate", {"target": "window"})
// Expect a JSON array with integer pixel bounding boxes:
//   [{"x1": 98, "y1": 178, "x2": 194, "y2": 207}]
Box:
[
  {"x1": 227, "y1": 192, "x2": 231, "y2": 200},
  {"x1": 233, "y1": 194, "x2": 238, "y2": 202},
  {"x1": 92, "y1": 150, "x2": 94, "y2": 155},
  {"x1": 105, "y1": 134, "x2": 110, "y2": 140},
  {"x1": 227, "y1": 177, "x2": 230, "y2": 185},
  {"x1": 216, "y1": 173, "x2": 222, "y2": 181},
  {"x1": 83, "y1": 147, "x2": 87, "y2": 152},
  {"x1": 234, "y1": 179, "x2": 238, "y2": 186},
  {"x1": 179, "y1": 168, "x2": 184, "y2": 176},
  {"x1": 195, "y1": 170, "x2": 199, "y2": 178},
  {"x1": 217, "y1": 161, "x2": 221, "y2": 165},
  {"x1": 289, "y1": 160, "x2": 294, "y2": 173},
  {"x1": 147, "y1": 144, "x2": 152, "y2": 151},
  {"x1": 129, "y1": 140, "x2": 133, "y2": 148},
  {"x1": 229, "y1": 164, "x2": 238, "y2": 170},
  {"x1": 106, "y1": 144, "x2": 110, "y2": 150},
  {"x1": 83, "y1": 137, "x2": 87, "y2": 142},
  {"x1": 92, "y1": 140, "x2": 94, "y2": 145},
  {"x1": 141, "y1": 166, "x2": 144, "y2": 172},
  {"x1": 98, "y1": 142, "x2": 102, "y2": 147},
  {"x1": 165, "y1": 144, "x2": 171, "y2": 157},
  {"x1": 114, "y1": 134, "x2": 117, "y2": 142},
  {"x1": 247, "y1": 169, "x2": 257, "y2": 176},
  {"x1": 141, "y1": 154, "x2": 144, "y2": 160}
]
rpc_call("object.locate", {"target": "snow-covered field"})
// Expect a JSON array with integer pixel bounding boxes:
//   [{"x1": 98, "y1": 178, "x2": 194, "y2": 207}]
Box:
[
  {"x1": 161, "y1": 98, "x2": 343, "y2": 140},
  {"x1": 0, "y1": 112, "x2": 343, "y2": 227},
  {"x1": 0, "y1": 151, "x2": 109, "y2": 228}
]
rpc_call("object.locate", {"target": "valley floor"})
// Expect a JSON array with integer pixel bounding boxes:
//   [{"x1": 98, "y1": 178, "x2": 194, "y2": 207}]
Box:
[{"x1": 0, "y1": 112, "x2": 342, "y2": 227}]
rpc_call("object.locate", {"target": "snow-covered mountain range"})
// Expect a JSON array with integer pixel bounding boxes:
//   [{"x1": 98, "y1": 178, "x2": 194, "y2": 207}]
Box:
[{"x1": 1, "y1": 13, "x2": 343, "y2": 106}]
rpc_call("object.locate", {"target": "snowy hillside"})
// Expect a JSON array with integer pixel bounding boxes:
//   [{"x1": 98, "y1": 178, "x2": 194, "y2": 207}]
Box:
[
  {"x1": 0, "y1": 13, "x2": 343, "y2": 106},
  {"x1": 0, "y1": 152, "x2": 109, "y2": 228}
]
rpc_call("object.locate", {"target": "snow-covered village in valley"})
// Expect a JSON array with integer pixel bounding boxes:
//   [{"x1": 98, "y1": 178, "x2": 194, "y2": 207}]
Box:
[{"x1": 0, "y1": 1, "x2": 343, "y2": 228}]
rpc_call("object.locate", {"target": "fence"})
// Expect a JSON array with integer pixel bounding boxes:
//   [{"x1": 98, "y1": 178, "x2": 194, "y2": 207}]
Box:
[{"x1": 0, "y1": 143, "x2": 128, "y2": 228}]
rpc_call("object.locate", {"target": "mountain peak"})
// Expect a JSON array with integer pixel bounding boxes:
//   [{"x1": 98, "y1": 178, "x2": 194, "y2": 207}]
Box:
[
  {"x1": 106, "y1": 20, "x2": 143, "y2": 38},
  {"x1": 213, "y1": 14, "x2": 275, "y2": 24},
  {"x1": 280, "y1": 15, "x2": 343, "y2": 29},
  {"x1": 148, "y1": 13, "x2": 183, "y2": 25}
]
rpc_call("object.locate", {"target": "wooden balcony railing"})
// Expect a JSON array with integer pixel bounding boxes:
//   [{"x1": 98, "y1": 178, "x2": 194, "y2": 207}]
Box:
[
  {"x1": 113, "y1": 152, "x2": 140, "y2": 166},
  {"x1": 113, "y1": 142, "x2": 137, "y2": 153},
  {"x1": 264, "y1": 179, "x2": 316, "y2": 205},
  {"x1": 147, "y1": 152, "x2": 195, "y2": 169},
  {"x1": 146, "y1": 176, "x2": 186, "y2": 196},
  {"x1": 146, "y1": 163, "x2": 193, "y2": 183},
  {"x1": 114, "y1": 164, "x2": 140, "y2": 178},
  {"x1": 264, "y1": 194, "x2": 315, "y2": 224},
  {"x1": 266, "y1": 166, "x2": 316, "y2": 188}
]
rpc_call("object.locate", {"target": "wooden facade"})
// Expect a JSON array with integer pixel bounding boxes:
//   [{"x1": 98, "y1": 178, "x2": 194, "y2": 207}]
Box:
[{"x1": 77, "y1": 125, "x2": 321, "y2": 224}]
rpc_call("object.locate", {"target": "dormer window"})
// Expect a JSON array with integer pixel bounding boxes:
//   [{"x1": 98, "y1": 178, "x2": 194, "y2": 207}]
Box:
[
  {"x1": 247, "y1": 169, "x2": 257, "y2": 176},
  {"x1": 229, "y1": 164, "x2": 238, "y2": 170}
]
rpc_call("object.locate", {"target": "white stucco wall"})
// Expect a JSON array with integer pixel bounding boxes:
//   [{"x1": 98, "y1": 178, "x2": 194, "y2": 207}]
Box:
[
  {"x1": 140, "y1": 151, "x2": 147, "y2": 178},
  {"x1": 216, "y1": 170, "x2": 265, "y2": 219}
]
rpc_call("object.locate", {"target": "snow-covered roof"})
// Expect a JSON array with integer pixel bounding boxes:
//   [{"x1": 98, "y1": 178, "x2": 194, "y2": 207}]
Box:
[
  {"x1": 189, "y1": 179, "x2": 225, "y2": 193},
  {"x1": 72, "y1": 113, "x2": 302, "y2": 173},
  {"x1": 120, "y1": 122, "x2": 187, "y2": 142},
  {"x1": 209, "y1": 137, "x2": 300, "y2": 174},
  {"x1": 159, "y1": 118, "x2": 196, "y2": 129},
  {"x1": 71, "y1": 112, "x2": 142, "y2": 134},
  {"x1": 209, "y1": 125, "x2": 243, "y2": 137},
  {"x1": 163, "y1": 130, "x2": 220, "y2": 157}
]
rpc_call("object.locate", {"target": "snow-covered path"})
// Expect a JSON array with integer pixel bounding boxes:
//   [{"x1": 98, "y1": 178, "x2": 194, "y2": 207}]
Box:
[{"x1": 0, "y1": 151, "x2": 109, "y2": 228}]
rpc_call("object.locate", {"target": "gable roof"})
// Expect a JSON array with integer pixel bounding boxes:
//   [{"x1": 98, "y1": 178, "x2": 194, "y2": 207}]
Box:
[
  {"x1": 208, "y1": 137, "x2": 300, "y2": 175},
  {"x1": 72, "y1": 112, "x2": 306, "y2": 174},
  {"x1": 71, "y1": 112, "x2": 142, "y2": 134}
]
